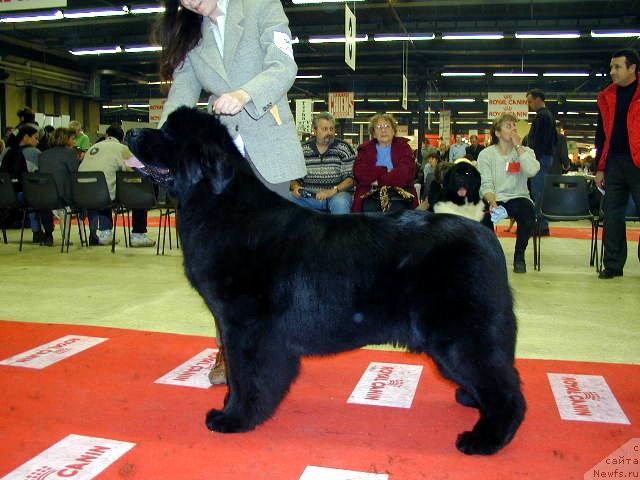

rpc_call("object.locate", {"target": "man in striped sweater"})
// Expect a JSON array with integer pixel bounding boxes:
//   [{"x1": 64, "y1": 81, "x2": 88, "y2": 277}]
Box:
[{"x1": 289, "y1": 112, "x2": 355, "y2": 214}]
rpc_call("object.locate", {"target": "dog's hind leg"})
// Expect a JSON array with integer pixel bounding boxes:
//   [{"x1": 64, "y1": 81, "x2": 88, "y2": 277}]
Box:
[
  {"x1": 205, "y1": 330, "x2": 300, "y2": 433},
  {"x1": 430, "y1": 340, "x2": 526, "y2": 455}
]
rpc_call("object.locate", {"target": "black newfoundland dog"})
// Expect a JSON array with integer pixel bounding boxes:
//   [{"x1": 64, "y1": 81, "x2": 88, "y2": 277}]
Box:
[
  {"x1": 433, "y1": 160, "x2": 485, "y2": 222},
  {"x1": 126, "y1": 107, "x2": 525, "y2": 455}
]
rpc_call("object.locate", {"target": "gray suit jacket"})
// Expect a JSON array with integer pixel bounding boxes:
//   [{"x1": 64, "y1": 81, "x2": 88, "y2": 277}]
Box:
[{"x1": 159, "y1": 0, "x2": 306, "y2": 184}]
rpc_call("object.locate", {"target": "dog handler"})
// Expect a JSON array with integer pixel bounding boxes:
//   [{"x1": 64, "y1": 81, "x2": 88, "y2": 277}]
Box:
[{"x1": 154, "y1": 0, "x2": 307, "y2": 383}]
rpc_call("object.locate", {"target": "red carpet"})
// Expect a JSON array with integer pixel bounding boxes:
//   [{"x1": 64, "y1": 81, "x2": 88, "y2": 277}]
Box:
[{"x1": 0, "y1": 321, "x2": 637, "y2": 480}]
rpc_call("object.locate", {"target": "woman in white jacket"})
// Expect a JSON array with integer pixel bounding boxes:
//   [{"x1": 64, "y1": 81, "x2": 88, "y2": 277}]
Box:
[{"x1": 477, "y1": 114, "x2": 540, "y2": 273}]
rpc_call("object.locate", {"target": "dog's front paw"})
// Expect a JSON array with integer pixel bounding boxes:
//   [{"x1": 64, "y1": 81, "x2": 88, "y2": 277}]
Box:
[
  {"x1": 456, "y1": 430, "x2": 504, "y2": 455},
  {"x1": 205, "y1": 408, "x2": 254, "y2": 433}
]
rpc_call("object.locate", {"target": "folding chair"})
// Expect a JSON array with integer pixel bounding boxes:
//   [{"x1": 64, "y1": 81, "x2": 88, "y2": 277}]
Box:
[
  {"x1": 0, "y1": 173, "x2": 25, "y2": 246},
  {"x1": 71, "y1": 171, "x2": 118, "y2": 253},
  {"x1": 115, "y1": 171, "x2": 157, "y2": 247},
  {"x1": 155, "y1": 186, "x2": 179, "y2": 256},
  {"x1": 533, "y1": 175, "x2": 595, "y2": 271}
]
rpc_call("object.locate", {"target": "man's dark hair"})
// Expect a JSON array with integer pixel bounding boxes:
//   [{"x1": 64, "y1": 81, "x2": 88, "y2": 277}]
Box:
[
  {"x1": 526, "y1": 88, "x2": 546, "y2": 101},
  {"x1": 612, "y1": 48, "x2": 640, "y2": 73},
  {"x1": 106, "y1": 125, "x2": 124, "y2": 143},
  {"x1": 16, "y1": 107, "x2": 35, "y2": 123}
]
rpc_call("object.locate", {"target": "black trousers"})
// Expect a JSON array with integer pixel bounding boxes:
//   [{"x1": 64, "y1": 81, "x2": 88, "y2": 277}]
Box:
[
  {"x1": 499, "y1": 197, "x2": 535, "y2": 260},
  {"x1": 603, "y1": 154, "x2": 640, "y2": 273}
]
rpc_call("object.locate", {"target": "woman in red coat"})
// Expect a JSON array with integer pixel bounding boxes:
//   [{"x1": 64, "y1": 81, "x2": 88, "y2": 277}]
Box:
[{"x1": 352, "y1": 113, "x2": 419, "y2": 212}]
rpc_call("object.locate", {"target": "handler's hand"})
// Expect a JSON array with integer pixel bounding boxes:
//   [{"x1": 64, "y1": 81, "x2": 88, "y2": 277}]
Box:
[
  {"x1": 213, "y1": 89, "x2": 251, "y2": 115},
  {"x1": 595, "y1": 171, "x2": 605, "y2": 189}
]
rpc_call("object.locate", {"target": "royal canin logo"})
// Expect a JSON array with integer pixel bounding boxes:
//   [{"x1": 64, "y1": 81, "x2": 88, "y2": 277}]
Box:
[
  {"x1": 562, "y1": 377, "x2": 600, "y2": 416},
  {"x1": 365, "y1": 366, "x2": 403, "y2": 400},
  {"x1": 25, "y1": 446, "x2": 111, "y2": 478}
]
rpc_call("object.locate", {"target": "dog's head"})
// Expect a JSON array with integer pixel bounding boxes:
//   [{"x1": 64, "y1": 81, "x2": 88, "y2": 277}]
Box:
[
  {"x1": 441, "y1": 159, "x2": 481, "y2": 204},
  {"x1": 125, "y1": 107, "x2": 239, "y2": 195}
]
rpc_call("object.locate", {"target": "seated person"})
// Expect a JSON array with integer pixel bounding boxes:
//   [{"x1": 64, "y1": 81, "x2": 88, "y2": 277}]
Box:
[
  {"x1": 78, "y1": 126, "x2": 155, "y2": 247},
  {"x1": 38, "y1": 127, "x2": 80, "y2": 244},
  {"x1": 0, "y1": 124, "x2": 43, "y2": 243},
  {"x1": 289, "y1": 112, "x2": 354, "y2": 214},
  {"x1": 477, "y1": 113, "x2": 540, "y2": 273},
  {"x1": 352, "y1": 113, "x2": 418, "y2": 212},
  {"x1": 422, "y1": 152, "x2": 442, "y2": 201}
]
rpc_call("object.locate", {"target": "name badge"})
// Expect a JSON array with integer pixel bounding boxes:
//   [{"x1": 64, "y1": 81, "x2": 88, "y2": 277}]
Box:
[{"x1": 506, "y1": 161, "x2": 521, "y2": 173}]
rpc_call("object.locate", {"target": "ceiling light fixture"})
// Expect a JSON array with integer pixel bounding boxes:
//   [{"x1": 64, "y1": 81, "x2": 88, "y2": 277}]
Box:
[
  {"x1": 63, "y1": 7, "x2": 128, "y2": 19},
  {"x1": 124, "y1": 45, "x2": 162, "y2": 53},
  {"x1": 443, "y1": 98, "x2": 476, "y2": 103},
  {"x1": 130, "y1": 6, "x2": 167, "y2": 14},
  {"x1": 566, "y1": 99, "x2": 597, "y2": 103},
  {"x1": 70, "y1": 46, "x2": 123, "y2": 56},
  {"x1": 442, "y1": 32, "x2": 504, "y2": 40},
  {"x1": 493, "y1": 72, "x2": 539, "y2": 77},
  {"x1": 295, "y1": 74, "x2": 323, "y2": 79},
  {"x1": 516, "y1": 31, "x2": 580, "y2": 39},
  {"x1": 368, "y1": 98, "x2": 399, "y2": 102},
  {"x1": 128, "y1": 104, "x2": 150, "y2": 108},
  {"x1": 1, "y1": 10, "x2": 63, "y2": 22},
  {"x1": 543, "y1": 72, "x2": 590, "y2": 77},
  {"x1": 441, "y1": 72, "x2": 486, "y2": 77},
  {"x1": 102, "y1": 105, "x2": 123, "y2": 109},
  {"x1": 308, "y1": 34, "x2": 368, "y2": 44},
  {"x1": 373, "y1": 33, "x2": 435, "y2": 42},
  {"x1": 591, "y1": 30, "x2": 640, "y2": 38},
  {"x1": 458, "y1": 111, "x2": 484, "y2": 114}
]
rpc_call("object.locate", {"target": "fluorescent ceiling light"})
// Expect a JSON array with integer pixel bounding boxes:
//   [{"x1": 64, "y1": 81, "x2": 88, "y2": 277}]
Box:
[
  {"x1": 441, "y1": 72, "x2": 485, "y2": 77},
  {"x1": 374, "y1": 33, "x2": 435, "y2": 42},
  {"x1": 63, "y1": 7, "x2": 128, "y2": 19},
  {"x1": 458, "y1": 111, "x2": 484, "y2": 114},
  {"x1": 147, "y1": 81, "x2": 172, "y2": 85},
  {"x1": 343, "y1": 133, "x2": 359, "y2": 136},
  {"x1": 130, "y1": 6, "x2": 166, "y2": 14},
  {"x1": 566, "y1": 99, "x2": 597, "y2": 103},
  {"x1": 1, "y1": 10, "x2": 63, "y2": 22},
  {"x1": 102, "y1": 105, "x2": 123, "y2": 109},
  {"x1": 584, "y1": 112, "x2": 599, "y2": 115},
  {"x1": 543, "y1": 72, "x2": 590, "y2": 77},
  {"x1": 124, "y1": 45, "x2": 162, "y2": 53},
  {"x1": 352, "y1": 121, "x2": 369, "y2": 124},
  {"x1": 368, "y1": 98, "x2": 399, "y2": 102},
  {"x1": 128, "y1": 104, "x2": 150, "y2": 108},
  {"x1": 493, "y1": 72, "x2": 538, "y2": 77},
  {"x1": 443, "y1": 98, "x2": 476, "y2": 103},
  {"x1": 442, "y1": 32, "x2": 503, "y2": 40},
  {"x1": 196, "y1": 102, "x2": 208, "y2": 106},
  {"x1": 596, "y1": 73, "x2": 606, "y2": 77},
  {"x1": 312, "y1": 99, "x2": 326, "y2": 103},
  {"x1": 308, "y1": 34, "x2": 368, "y2": 44},
  {"x1": 385, "y1": 111, "x2": 411, "y2": 114},
  {"x1": 455, "y1": 121, "x2": 477, "y2": 124},
  {"x1": 566, "y1": 112, "x2": 579, "y2": 115},
  {"x1": 296, "y1": 74, "x2": 323, "y2": 79},
  {"x1": 591, "y1": 30, "x2": 640, "y2": 38},
  {"x1": 516, "y1": 31, "x2": 580, "y2": 39},
  {"x1": 70, "y1": 46, "x2": 122, "y2": 56}
]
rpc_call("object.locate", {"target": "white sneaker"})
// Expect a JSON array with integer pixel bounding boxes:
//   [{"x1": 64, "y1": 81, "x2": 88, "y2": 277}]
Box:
[
  {"x1": 130, "y1": 232, "x2": 156, "y2": 248},
  {"x1": 97, "y1": 229, "x2": 119, "y2": 245}
]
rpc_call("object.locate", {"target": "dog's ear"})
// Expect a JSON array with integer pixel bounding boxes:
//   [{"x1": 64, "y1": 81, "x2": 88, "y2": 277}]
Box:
[{"x1": 202, "y1": 138, "x2": 234, "y2": 194}]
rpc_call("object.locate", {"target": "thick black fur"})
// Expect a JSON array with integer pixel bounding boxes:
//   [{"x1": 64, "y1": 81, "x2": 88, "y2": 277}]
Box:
[{"x1": 126, "y1": 107, "x2": 526, "y2": 455}]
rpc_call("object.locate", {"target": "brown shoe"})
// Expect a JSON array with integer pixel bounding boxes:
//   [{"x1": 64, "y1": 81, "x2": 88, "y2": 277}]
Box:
[{"x1": 208, "y1": 348, "x2": 227, "y2": 385}]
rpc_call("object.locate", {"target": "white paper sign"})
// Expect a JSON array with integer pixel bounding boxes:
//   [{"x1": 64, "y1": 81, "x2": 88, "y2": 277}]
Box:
[
  {"x1": 300, "y1": 466, "x2": 389, "y2": 480},
  {"x1": 548, "y1": 373, "x2": 630, "y2": 424},
  {"x1": 402, "y1": 74, "x2": 408, "y2": 110},
  {"x1": 487, "y1": 92, "x2": 529, "y2": 120},
  {"x1": 344, "y1": 5, "x2": 356, "y2": 71},
  {"x1": 439, "y1": 110, "x2": 451, "y2": 144},
  {"x1": 155, "y1": 348, "x2": 219, "y2": 389},
  {"x1": 296, "y1": 99, "x2": 314, "y2": 134},
  {"x1": 0, "y1": 434, "x2": 135, "y2": 480},
  {"x1": 348, "y1": 362, "x2": 422, "y2": 408},
  {"x1": 0, "y1": 335, "x2": 107, "y2": 369}
]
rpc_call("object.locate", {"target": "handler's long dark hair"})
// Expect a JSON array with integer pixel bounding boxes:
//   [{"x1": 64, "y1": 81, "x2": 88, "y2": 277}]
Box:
[{"x1": 153, "y1": 0, "x2": 203, "y2": 85}]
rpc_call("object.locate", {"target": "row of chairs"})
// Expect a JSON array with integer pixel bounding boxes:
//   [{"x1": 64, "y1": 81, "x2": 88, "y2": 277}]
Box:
[
  {"x1": 0, "y1": 171, "x2": 178, "y2": 255},
  {"x1": 532, "y1": 174, "x2": 639, "y2": 271}
]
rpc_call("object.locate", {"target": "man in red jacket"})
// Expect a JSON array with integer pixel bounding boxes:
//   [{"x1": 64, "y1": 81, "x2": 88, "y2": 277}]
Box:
[{"x1": 595, "y1": 48, "x2": 640, "y2": 279}]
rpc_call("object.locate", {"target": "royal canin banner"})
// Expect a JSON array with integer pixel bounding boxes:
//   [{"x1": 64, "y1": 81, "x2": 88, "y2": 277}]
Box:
[
  {"x1": 0, "y1": 434, "x2": 135, "y2": 480},
  {"x1": 155, "y1": 348, "x2": 219, "y2": 388},
  {"x1": 548, "y1": 373, "x2": 630, "y2": 424},
  {"x1": 0, "y1": 336, "x2": 107, "y2": 369},
  {"x1": 348, "y1": 362, "x2": 422, "y2": 408}
]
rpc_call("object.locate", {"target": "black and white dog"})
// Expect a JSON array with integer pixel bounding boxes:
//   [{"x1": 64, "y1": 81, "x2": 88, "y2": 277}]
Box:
[
  {"x1": 433, "y1": 159, "x2": 486, "y2": 222},
  {"x1": 126, "y1": 107, "x2": 525, "y2": 455}
]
